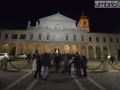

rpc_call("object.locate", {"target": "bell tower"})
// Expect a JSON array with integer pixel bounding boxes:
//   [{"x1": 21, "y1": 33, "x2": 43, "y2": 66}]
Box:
[{"x1": 78, "y1": 12, "x2": 90, "y2": 32}]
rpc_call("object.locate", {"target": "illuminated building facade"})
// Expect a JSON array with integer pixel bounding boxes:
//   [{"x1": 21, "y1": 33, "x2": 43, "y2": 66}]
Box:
[{"x1": 0, "y1": 12, "x2": 120, "y2": 59}]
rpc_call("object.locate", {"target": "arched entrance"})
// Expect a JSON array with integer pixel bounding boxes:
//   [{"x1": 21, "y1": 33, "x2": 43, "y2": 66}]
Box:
[
  {"x1": 27, "y1": 44, "x2": 34, "y2": 54},
  {"x1": 103, "y1": 46, "x2": 109, "y2": 59},
  {"x1": 54, "y1": 44, "x2": 60, "y2": 54},
  {"x1": 64, "y1": 45, "x2": 70, "y2": 54},
  {"x1": 10, "y1": 44, "x2": 16, "y2": 55},
  {"x1": 80, "y1": 45, "x2": 86, "y2": 56},
  {"x1": 18, "y1": 44, "x2": 25, "y2": 54},
  {"x1": 36, "y1": 44, "x2": 42, "y2": 54},
  {"x1": 72, "y1": 45, "x2": 78, "y2": 54},
  {"x1": 1, "y1": 43, "x2": 8, "y2": 53},
  {"x1": 96, "y1": 46, "x2": 101, "y2": 59},
  {"x1": 44, "y1": 44, "x2": 51, "y2": 53},
  {"x1": 88, "y1": 46, "x2": 94, "y2": 58}
]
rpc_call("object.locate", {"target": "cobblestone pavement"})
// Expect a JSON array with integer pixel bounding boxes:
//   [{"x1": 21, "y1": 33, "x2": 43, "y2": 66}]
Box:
[
  {"x1": 88, "y1": 71, "x2": 120, "y2": 90},
  {"x1": 0, "y1": 62, "x2": 120, "y2": 90},
  {"x1": 0, "y1": 70, "x2": 27, "y2": 90},
  {"x1": 32, "y1": 72, "x2": 79, "y2": 90}
]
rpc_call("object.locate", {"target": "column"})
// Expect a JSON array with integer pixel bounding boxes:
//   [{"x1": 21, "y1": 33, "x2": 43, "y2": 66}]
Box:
[
  {"x1": 86, "y1": 46, "x2": 89, "y2": 59},
  {"x1": 33, "y1": 42, "x2": 36, "y2": 54},
  {"x1": 24, "y1": 44, "x2": 27, "y2": 54},
  {"x1": 0, "y1": 43, "x2": 2, "y2": 53},
  {"x1": 78, "y1": 44, "x2": 80, "y2": 55},
  {"x1": 7, "y1": 44, "x2": 10, "y2": 54},
  {"x1": 101, "y1": 46, "x2": 103, "y2": 58},
  {"x1": 60, "y1": 43, "x2": 62, "y2": 54},
  {"x1": 70, "y1": 44, "x2": 72, "y2": 54},
  {"x1": 15, "y1": 44, "x2": 18, "y2": 55},
  {"x1": 94, "y1": 46, "x2": 96, "y2": 59},
  {"x1": 42, "y1": 43, "x2": 44, "y2": 53},
  {"x1": 51, "y1": 43, "x2": 54, "y2": 54}
]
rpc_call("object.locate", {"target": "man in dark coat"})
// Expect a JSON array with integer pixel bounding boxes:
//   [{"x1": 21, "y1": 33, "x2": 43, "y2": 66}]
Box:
[
  {"x1": 42, "y1": 53, "x2": 50, "y2": 80},
  {"x1": 110, "y1": 55, "x2": 114, "y2": 63},
  {"x1": 54, "y1": 54, "x2": 60, "y2": 71},
  {"x1": 34, "y1": 55, "x2": 42, "y2": 79},
  {"x1": 33, "y1": 53, "x2": 35, "y2": 60},
  {"x1": 28, "y1": 53, "x2": 31, "y2": 63},
  {"x1": 72, "y1": 52, "x2": 82, "y2": 78},
  {"x1": 81, "y1": 55, "x2": 87, "y2": 77}
]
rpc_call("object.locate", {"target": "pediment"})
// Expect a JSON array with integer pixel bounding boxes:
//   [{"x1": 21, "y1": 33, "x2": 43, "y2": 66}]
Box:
[{"x1": 39, "y1": 12, "x2": 77, "y2": 22}]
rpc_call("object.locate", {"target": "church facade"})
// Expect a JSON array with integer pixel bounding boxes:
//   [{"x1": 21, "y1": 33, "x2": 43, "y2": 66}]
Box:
[{"x1": 0, "y1": 12, "x2": 120, "y2": 59}]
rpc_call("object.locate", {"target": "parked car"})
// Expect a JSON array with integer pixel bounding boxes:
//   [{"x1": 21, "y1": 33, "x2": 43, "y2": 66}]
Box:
[
  {"x1": 0, "y1": 53, "x2": 9, "y2": 61},
  {"x1": 15, "y1": 54, "x2": 27, "y2": 59},
  {"x1": 8, "y1": 54, "x2": 14, "y2": 59}
]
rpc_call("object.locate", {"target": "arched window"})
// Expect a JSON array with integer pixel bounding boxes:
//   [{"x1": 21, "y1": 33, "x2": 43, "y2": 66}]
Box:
[
  {"x1": 66, "y1": 34, "x2": 68, "y2": 41},
  {"x1": 38, "y1": 33, "x2": 41, "y2": 40},
  {"x1": 47, "y1": 35, "x2": 50, "y2": 40},
  {"x1": 73, "y1": 35, "x2": 76, "y2": 41}
]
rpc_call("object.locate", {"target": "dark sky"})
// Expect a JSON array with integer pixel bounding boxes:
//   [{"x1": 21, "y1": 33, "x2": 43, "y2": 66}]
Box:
[{"x1": 0, "y1": 0, "x2": 120, "y2": 33}]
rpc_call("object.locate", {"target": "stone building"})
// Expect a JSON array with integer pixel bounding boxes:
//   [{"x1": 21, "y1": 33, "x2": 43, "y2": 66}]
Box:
[{"x1": 0, "y1": 12, "x2": 120, "y2": 59}]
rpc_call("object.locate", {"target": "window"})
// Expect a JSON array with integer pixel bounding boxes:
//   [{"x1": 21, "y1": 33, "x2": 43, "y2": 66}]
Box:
[
  {"x1": 30, "y1": 35, "x2": 33, "y2": 40},
  {"x1": 11, "y1": 34, "x2": 17, "y2": 39},
  {"x1": 110, "y1": 38, "x2": 113, "y2": 42},
  {"x1": 65, "y1": 35, "x2": 68, "y2": 41},
  {"x1": 73, "y1": 35, "x2": 76, "y2": 41},
  {"x1": 103, "y1": 37, "x2": 106, "y2": 42},
  {"x1": 116, "y1": 38, "x2": 119, "y2": 43},
  {"x1": 47, "y1": 35, "x2": 50, "y2": 40},
  {"x1": 38, "y1": 34, "x2": 41, "y2": 40},
  {"x1": 20, "y1": 34, "x2": 26, "y2": 39},
  {"x1": 89, "y1": 37, "x2": 91, "y2": 41},
  {"x1": 96, "y1": 37, "x2": 99, "y2": 42},
  {"x1": 5, "y1": 34, "x2": 8, "y2": 39},
  {"x1": 81, "y1": 36, "x2": 84, "y2": 41}
]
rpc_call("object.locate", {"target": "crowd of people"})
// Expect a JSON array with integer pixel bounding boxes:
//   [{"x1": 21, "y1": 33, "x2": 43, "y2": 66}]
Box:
[{"x1": 28, "y1": 52, "x2": 88, "y2": 80}]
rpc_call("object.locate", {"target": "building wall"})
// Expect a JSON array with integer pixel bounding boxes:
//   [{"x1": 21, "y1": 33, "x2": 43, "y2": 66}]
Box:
[{"x1": 0, "y1": 29, "x2": 120, "y2": 59}]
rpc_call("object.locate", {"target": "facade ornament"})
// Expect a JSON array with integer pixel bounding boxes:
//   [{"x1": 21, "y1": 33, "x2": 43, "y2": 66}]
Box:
[
  {"x1": 27, "y1": 21, "x2": 31, "y2": 28},
  {"x1": 36, "y1": 21, "x2": 38, "y2": 28},
  {"x1": 77, "y1": 23, "x2": 79, "y2": 30}
]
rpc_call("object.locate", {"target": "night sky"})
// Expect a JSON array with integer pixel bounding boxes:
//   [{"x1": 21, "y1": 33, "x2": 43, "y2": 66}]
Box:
[{"x1": 0, "y1": 0, "x2": 120, "y2": 33}]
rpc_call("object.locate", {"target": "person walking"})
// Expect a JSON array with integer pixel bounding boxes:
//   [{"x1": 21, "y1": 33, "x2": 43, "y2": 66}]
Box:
[
  {"x1": 81, "y1": 55, "x2": 87, "y2": 77},
  {"x1": 63, "y1": 54, "x2": 68, "y2": 68},
  {"x1": 110, "y1": 55, "x2": 114, "y2": 63},
  {"x1": 28, "y1": 53, "x2": 31, "y2": 63},
  {"x1": 114, "y1": 55, "x2": 118, "y2": 64},
  {"x1": 54, "y1": 54, "x2": 60, "y2": 71},
  {"x1": 34, "y1": 55, "x2": 42, "y2": 79},
  {"x1": 42, "y1": 53, "x2": 50, "y2": 80},
  {"x1": 33, "y1": 53, "x2": 35, "y2": 60},
  {"x1": 72, "y1": 52, "x2": 82, "y2": 78}
]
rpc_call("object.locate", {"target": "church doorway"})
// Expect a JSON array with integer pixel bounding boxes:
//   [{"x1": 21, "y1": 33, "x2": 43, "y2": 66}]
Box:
[
  {"x1": 96, "y1": 46, "x2": 101, "y2": 59},
  {"x1": 64, "y1": 45, "x2": 70, "y2": 54},
  {"x1": 18, "y1": 44, "x2": 25, "y2": 54},
  {"x1": 88, "y1": 46, "x2": 94, "y2": 59},
  {"x1": 54, "y1": 44, "x2": 60, "y2": 54},
  {"x1": 72, "y1": 45, "x2": 78, "y2": 54},
  {"x1": 80, "y1": 45, "x2": 86, "y2": 57},
  {"x1": 1, "y1": 43, "x2": 8, "y2": 53},
  {"x1": 10, "y1": 44, "x2": 16, "y2": 55},
  {"x1": 44, "y1": 44, "x2": 51, "y2": 53},
  {"x1": 36, "y1": 44, "x2": 42, "y2": 54},
  {"x1": 27, "y1": 44, "x2": 34, "y2": 54}
]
